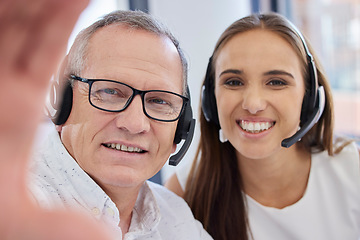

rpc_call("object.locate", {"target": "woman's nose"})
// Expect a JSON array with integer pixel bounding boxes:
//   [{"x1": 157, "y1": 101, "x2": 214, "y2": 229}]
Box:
[{"x1": 241, "y1": 87, "x2": 266, "y2": 114}]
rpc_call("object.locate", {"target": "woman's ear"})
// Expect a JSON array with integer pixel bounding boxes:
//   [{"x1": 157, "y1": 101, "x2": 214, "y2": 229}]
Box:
[{"x1": 55, "y1": 125, "x2": 63, "y2": 133}]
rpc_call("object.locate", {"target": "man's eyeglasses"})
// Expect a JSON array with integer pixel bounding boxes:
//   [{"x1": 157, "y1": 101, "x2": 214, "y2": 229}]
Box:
[{"x1": 70, "y1": 75, "x2": 188, "y2": 122}]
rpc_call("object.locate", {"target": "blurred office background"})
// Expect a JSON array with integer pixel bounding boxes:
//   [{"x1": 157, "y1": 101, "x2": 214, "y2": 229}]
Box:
[{"x1": 38, "y1": 0, "x2": 360, "y2": 184}]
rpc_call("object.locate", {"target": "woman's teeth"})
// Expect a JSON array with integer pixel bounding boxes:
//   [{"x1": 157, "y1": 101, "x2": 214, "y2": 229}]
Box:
[
  {"x1": 104, "y1": 143, "x2": 143, "y2": 153},
  {"x1": 239, "y1": 120, "x2": 274, "y2": 133}
]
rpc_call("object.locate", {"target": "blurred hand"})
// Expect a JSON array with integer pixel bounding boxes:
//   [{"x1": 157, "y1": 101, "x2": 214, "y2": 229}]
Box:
[{"x1": 0, "y1": 0, "x2": 111, "y2": 239}]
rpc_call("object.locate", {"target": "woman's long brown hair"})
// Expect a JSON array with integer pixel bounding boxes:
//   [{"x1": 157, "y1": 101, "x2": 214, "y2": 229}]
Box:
[{"x1": 184, "y1": 13, "x2": 338, "y2": 240}]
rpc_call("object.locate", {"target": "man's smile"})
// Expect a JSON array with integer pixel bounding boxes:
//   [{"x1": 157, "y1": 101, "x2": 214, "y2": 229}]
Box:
[{"x1": 103, "y1": 143, "x2": 146, "y2": 153}]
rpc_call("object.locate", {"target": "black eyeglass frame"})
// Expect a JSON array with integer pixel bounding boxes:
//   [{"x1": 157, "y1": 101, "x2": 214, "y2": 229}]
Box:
[{"x1": 70, "y1": 75, "x2": 189, "y2": 122}]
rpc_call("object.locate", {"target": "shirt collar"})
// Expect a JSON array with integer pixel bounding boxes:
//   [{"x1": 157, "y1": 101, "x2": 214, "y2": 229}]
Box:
[{"x1": 130, "y1": 181, "x2": 161, "y2": 234}]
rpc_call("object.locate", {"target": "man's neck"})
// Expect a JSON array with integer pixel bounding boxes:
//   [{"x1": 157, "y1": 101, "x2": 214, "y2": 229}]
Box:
[{"x1": 101, "y1": 183, "x2": 143, "y2": 237}]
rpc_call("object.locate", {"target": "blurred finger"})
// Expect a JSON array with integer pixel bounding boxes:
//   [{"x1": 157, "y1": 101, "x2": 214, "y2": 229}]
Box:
[
  {"x1": 0, "y1": 0, "x2": 89, "y2": 159},
  {"x1": 26, "y1": 0, "x2": 90, "y2": 84},
  {"x1": 0, "y1": 0, "x2": 47, "y2": 70},
  {"x1": 0, "y1": 0, "x2": 88, "y2": 81}
]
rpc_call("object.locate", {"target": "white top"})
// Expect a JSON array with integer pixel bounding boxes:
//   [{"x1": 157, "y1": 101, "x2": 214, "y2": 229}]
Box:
[
  {"x1": 176, "y1": 142, "x2": 360, "y2": 240},
  {"x1": 28, "y1": 127, "x2": 212, "y2": 240}
]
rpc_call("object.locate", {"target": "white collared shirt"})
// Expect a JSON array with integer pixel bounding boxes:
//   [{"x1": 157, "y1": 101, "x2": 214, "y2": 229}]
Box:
[
  {"x1": 28, "y1": 126, "x2": 212, "y2": 240},
  {"x1": 246, "y1": 142, "x2": 360, "y2": 240},
  {"x1": 176, "y1": 142, "x2": 360, "y2": 240}
]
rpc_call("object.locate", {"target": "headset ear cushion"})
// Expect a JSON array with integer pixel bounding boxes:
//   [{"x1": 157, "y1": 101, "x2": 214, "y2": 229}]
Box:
[
  {"x1": 201, "y1": 62, "x2": 219, "y2": 125},
  {"x1": 174, "y1": 100, "x2": 192, "y2": 144},
  {"x1": 201, "y1": 85, "x2": 212, "y2": 122},
  {"x1": 300, "y1": 59, "x2": 318, "y2": 126},
  {"x1": 52, "y1": 81, "x2": 73, "y2": 125},
  {"x1": 300, "y1": 90, "x2": 310, "y2": 125}
]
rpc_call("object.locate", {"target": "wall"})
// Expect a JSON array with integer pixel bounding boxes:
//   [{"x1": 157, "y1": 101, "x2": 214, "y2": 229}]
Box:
[{"x1": 147, "y1": 0, "x2": 251, "y2": 181}]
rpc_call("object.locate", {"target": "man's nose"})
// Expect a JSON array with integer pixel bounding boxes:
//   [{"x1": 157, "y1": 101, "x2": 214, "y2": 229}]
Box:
[
  {"x1": 241, "y1": 87, "x2": 266, "y2": 114},
  {"x1": 115, "y1": 95, "x2": 150, "y2": 134}
]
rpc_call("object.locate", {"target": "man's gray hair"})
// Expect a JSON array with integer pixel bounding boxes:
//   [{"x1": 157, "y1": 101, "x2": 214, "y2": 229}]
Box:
[{"x1": 66, "y1": 10, "x2": 188, "y2": 95}]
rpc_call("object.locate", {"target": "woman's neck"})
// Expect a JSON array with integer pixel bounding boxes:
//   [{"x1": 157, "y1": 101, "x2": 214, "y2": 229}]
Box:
[{"x1": 238, "y1": 144, "x2": 311, "y2": 209}]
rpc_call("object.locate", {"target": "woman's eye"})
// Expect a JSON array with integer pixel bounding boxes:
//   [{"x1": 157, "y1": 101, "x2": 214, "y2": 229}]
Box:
[
  {"x1": 224, "y1": 79, "x2": 243, "y2": 86},
  {"x1": 268, "y1": 79, "x2": 287, "y2": 86}
]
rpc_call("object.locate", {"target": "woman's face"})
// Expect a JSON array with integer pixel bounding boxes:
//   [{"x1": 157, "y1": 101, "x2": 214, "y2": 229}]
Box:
[{"x1": 214, "y1": 29, "x2": 305, "y2": 160}]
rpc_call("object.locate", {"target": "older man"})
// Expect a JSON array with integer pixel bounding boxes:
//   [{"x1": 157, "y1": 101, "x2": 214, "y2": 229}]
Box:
[
  {"x1": 0, "y1": 0, "x2": 114, "y2": 239},
  {"x1": 28, "y1": 8, "x2": 210, "y2": 240}
]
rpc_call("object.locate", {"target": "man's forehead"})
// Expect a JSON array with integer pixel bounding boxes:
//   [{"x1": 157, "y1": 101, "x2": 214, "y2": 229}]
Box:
[
  {"x1": 85, "y1": 24, "x2": 177, "y2": 61},
  {"x1": 89, "y1": 24, "x2": 159, "y2": 46},
  {"x1": 82, "y1": 24, "x2": 183, "y2": 93}
]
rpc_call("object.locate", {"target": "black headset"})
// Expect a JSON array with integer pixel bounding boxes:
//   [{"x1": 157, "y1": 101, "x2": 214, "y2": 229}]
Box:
[
  {"x1": 49, "y1": 58, "x2": 195, "y2": 166},
  {"x1": 201, "y1": 17, "x2": 325, "y2": 148}
]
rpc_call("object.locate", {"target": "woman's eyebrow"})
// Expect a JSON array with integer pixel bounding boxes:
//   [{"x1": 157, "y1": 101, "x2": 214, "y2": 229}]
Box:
[
  {"x1": 264, "y1": 70, "x2": 294, "y2": 79},
  {"x1": 218, "y1": 69, "x2": 295, "y2": 80},
  {"x1": 218, "y1": 69, "x2": 243, "y2": 77}
]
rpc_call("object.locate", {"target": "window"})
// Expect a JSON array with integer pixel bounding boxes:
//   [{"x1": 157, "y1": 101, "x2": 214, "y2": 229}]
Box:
[{"x1": 292, "y1": 0, "x2": 360, "y2": 141}]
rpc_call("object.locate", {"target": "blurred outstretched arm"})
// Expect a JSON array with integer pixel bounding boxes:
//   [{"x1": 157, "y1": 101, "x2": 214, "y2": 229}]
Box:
[{"x1": 0, "y1": 0, "x2": 111, "y2": 239}]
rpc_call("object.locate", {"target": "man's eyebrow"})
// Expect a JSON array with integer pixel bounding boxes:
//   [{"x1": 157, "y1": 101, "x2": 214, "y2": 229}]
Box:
[
  {"x1": 218, "y1": 69, "x2": 243, "y2": 77},
  {"x1": 264, "y1": 70, "x2": 294, "y2": 79}
]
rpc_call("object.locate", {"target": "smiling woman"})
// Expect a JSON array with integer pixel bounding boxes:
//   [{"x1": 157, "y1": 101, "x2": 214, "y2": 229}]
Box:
[
  {"x1": 165, "y1": 12, "x2": 360, "y2": 240},
  {"x1": 214, "y1": 29, "x2": 305, "y2": 159}
]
